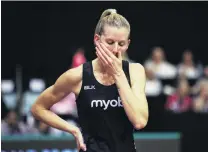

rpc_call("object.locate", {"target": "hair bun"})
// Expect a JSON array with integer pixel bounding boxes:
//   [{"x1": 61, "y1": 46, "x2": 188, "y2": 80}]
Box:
[{"x1": 100, "y1": 9, "x2": 117, "y2": 19}]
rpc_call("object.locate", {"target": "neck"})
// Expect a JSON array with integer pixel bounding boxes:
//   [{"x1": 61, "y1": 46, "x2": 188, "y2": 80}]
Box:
[
  {"x1": 92, "y1": 58, "x2": 116, "y2": 83},
  {"x1": 93, "y1": 58, "x2": 108, "y2": 74}
]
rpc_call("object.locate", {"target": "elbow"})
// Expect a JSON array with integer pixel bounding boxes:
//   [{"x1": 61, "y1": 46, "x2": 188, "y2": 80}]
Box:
[
  {"x1": 31, "y1": 104, "x2": 37, "y2": 117},
  {"x1": 133, "y1": 121, "x2": 148, "y2": 130},
  {"x1": 31, "y1": 104, "x2": 40, "y2": 118},
  {"x1": 133, "y1": 115, "x2": 148, "y2": 130}
]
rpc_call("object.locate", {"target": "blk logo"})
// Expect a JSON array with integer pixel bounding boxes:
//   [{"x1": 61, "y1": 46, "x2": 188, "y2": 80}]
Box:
[{"x1": 84, "y1": 85, "x2": 95, "y2": 90}]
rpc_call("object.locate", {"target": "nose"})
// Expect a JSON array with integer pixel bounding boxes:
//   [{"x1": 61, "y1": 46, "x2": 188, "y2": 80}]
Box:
[{"x1": 112, "y1": 43, "x2": 119, "y2": 53}]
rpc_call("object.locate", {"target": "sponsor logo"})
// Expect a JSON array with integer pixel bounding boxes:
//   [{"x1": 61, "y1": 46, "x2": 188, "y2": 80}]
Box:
[{"x1": 91, "y1": 97, "x2": 123, "y2": 110}]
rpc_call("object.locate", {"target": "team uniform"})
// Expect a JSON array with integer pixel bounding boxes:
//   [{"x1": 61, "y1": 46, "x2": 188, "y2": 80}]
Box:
[{"x1": 76, "y1": 60, "x2": 137, "y2": 152}]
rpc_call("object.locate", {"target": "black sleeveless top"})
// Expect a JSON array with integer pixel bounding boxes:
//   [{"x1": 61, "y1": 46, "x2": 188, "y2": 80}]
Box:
[{"x1": 76, "y1": 60, "x2": 136, "y2": 152}]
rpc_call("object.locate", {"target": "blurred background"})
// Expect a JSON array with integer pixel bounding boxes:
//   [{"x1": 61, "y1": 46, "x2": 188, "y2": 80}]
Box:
[{"x1": 1, "y1": 1, "x2": 208, "y2": 152}]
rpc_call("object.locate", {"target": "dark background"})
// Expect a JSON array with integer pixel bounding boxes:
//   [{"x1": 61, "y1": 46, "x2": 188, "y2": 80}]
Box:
[
  {"x1": 2, "y1": 1, "x2": 208, "y2": 152},
  {"x1": 2, "y1": 2, "x2": 208, "y2": 81}
]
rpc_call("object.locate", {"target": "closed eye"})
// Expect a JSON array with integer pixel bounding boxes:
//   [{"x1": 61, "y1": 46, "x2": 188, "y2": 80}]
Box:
[
  {"x1": 107, "y1": 41, "x2": 114, "y2": 45},
  {"x1": 119, "y1": 42, "x2": 125, "y2": 46},
  {"x1": 106, "y1": 39, "x2": 126, "y2": 46}
]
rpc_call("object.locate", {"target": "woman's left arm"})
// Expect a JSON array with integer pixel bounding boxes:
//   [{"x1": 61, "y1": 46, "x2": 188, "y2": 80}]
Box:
[{"x1": 114, "y1": 63, "x2": 149, "y2": 130}]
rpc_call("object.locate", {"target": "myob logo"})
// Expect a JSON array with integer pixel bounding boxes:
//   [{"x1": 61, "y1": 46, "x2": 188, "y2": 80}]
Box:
[{"x1": 91, "y1": 97, "x2": 123, "y2": 110}]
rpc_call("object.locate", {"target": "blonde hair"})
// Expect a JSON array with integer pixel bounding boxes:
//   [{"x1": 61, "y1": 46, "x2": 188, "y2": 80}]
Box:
[{"x1": 95, "y1": 9, "x2": 130, "y2": 38}]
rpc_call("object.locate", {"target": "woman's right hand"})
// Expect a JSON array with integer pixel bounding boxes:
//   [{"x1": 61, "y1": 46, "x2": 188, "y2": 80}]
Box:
[{"x1": 72, "y1": 127, "x2": 87, "y2": 151}]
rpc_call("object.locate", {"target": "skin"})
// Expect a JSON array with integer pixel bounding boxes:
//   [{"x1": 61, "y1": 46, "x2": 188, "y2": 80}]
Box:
[
  {"x1": 31, "y1": 25, "x2": 149, "y2": 152},
  {"x1": 183, "y1": 51, "x2": 193, "y2": 66}
]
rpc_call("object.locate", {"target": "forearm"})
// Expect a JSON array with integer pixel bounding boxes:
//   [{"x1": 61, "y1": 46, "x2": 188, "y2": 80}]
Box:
[
  {"x1": 114, "y1": 71, "x2": 148, "y2": 128},
  {"x1": 31, "y1": 104, "x2": 78, "y2": 135}
]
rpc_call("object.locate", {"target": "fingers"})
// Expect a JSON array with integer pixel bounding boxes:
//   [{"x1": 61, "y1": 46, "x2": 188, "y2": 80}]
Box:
[
  {"x1": 78, "y1": 132, "x2": 87, "y2": 151},
  {"x1": 96, "y1": 44, "x2": 115, "y2": 66},
  {"x1": 118, "y1": 51, "x2": 122, "y2": 60},
  {"x1": 96, "y1": 44, "x2": 113, "y2": 64},
  {"x1": 76, "y1": 140, "x2": 81, "y2": 150},
  {"x1": 75, "y1": 129, "x2": 87, "y2": 151},
  {"x1": 80, "y1": 143, "x2": 87, "y2": 151},
  {"x1": 99, "y1": 43, "x2": 116, "y2": 60},
  {"x1": 96, "y1": 50, "x2": 106, "y2": 67},
  {"x1": 96, "y1": 47, "x2": 109, "y2": 65}
]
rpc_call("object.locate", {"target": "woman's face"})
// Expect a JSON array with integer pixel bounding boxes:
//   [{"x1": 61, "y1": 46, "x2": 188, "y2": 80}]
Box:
[
  {"x1": 152, "y1": 48, "x2": 164, "y2": 63},
  {"x1": 183, "y1": 51, "x2": 193, "y2": 63},
  {"x1": 94, "y1": 25, "x2": 130, "y2": 57}
]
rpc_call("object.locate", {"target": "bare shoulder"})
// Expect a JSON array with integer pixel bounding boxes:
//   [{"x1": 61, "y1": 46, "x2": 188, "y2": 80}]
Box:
[
  {"x1": 129, "y1": 63, "x2": 145, "y2": 76},
  {"x1": 64, "y1": 64, "x2": 83, "y2": 84},
  {"x1": 63, "y1": 64, "x2": 84, "y2": 95},
  {"x1": 128, "y1": 62, "x2": 146, "y2": 88},
  {"x1": 52, "y1": 64, "x2": 83, "y2": 96}
]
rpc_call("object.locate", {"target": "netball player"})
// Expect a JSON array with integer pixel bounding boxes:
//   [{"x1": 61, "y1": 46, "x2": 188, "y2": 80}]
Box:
[{"x1": 31, "y1": 9, "x2": 149, "y2": 152}]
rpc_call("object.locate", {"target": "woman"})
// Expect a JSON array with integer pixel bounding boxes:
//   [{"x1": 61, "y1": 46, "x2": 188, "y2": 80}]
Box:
[
  {"x1": 165, "y1": 79, "x2": 192, "y2": 113},
  {"x1": 192, "y1": 81, "x2": 208, "y2": 113},
  {"x1": 31, "y1": 9, "x2": 148, "y2": 152},
  {"x1": 178, "y1": 50, "x2": 199, "y2": 79}
]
